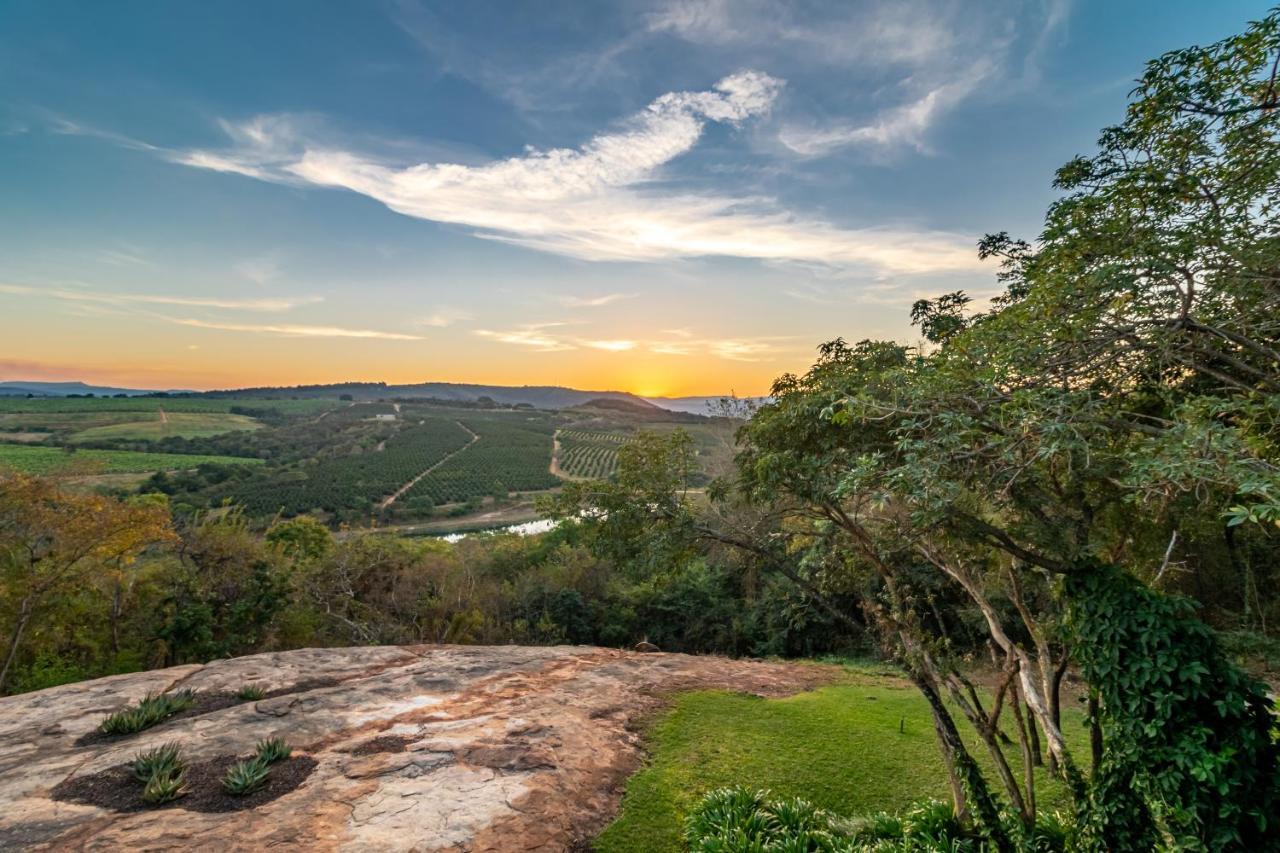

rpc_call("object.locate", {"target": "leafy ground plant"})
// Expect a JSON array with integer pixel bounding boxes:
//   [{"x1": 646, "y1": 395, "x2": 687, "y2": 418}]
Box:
[
  {"x1": 236, "y1": 684, "x2": 266, "y2": 701},
  {"x1": 97, "y1": 689, "x2": 196, "y2": 736},
  {"x1": 254, "y1": 737, "x2": 291, "y2": 764},
  {"x1": 141, "y1": 767, "x2": 188, "y2": 805},
  {"x1": 131, "y1": 742, "x2": 184, "y2": 783},
  {"x1": 222, "y1": 756, "x2": 270, "y2": 796}
]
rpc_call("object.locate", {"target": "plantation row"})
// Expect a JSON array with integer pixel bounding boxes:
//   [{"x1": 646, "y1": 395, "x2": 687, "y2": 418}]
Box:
[
  {"x1": 558, "y1": 440, "x2": 620, "y2": 479},
  {"x1": 558, "y1": 430, "x2": 636, "y2": 444},
  {"x1": 404, "y1": 419, "x2": 558, "y2": 504},
  {"x1": 224, "y1": 418, "x2": 472, "y2": 516}
]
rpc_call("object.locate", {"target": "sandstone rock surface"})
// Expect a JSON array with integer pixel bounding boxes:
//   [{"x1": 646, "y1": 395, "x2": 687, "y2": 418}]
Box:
[{"x1": 0, "y1": 645, "x2": 836, "y2": 851}]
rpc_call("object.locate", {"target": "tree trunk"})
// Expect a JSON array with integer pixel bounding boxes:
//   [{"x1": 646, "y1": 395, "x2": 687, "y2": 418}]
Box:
[
  {"x1": 0, "y1": 595, "x2": 35, "y2": 693},
  {"x1": 911, "y1": 672, "x2": 1015, "y2": 852}
]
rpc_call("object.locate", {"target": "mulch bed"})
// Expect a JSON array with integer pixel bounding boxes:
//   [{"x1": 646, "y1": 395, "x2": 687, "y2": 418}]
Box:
[
  {"x1": 75, "y1": 677, "x2": 344, "y2": 746},
  {"x1": 341, "y1": 735, "x2": 414, "y2": 756},
  {"x1": 51, "y1": 755, "x2": 318, "y2": 814}
]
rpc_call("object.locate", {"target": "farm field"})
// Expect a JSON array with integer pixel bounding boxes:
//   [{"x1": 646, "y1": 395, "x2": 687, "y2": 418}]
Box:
[
  {"x1": 404, "y1": 417, "x2": 559, "y2": 505},
  {"x1": 0, "y1": 396, "x2": 340, "y2": 415},
  {"x1": 0, "y1": 395, "x2": 739, "y2": 528},
  {"x1": 223, "y1": 417, "x2": 474, "y2": 517},
  {"x1": 0, "y1": 444, "x2": 264, "y2": 475},
  {"x1": 72, "y1": 412, "x2": 262, "y2": 441},
  {"x1": 555, "y1": 429, "x2": 637, "y2": 479}
]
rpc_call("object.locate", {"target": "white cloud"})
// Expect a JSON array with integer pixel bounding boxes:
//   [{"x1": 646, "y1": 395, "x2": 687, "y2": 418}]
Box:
[
  {"x1": 0, "y1": 282, "x2": 319, "y2": 312},
  {"x1": 173, "y1": 73, "x2": 984, "y2": 275},
  {"x1": 583, "y1": 339, "x2": 637, "y2": 351},
  {"x1": 557, "y1": 292, "x2": 637, "y2": 308},
  {"x1": 170, "y1": 318, "x2": 422, "y2": 340}
]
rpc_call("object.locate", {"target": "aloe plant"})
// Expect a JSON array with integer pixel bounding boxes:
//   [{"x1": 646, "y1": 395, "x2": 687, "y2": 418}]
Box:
[
  {"x1": 222, "y1": 756, "x2": 270, "y2": 796},
  {"x1": 254, "y1": 736, "x2": 292, "y2": 764}
]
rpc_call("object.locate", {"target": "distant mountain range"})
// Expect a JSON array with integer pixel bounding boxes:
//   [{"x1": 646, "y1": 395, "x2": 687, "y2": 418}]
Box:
[
  {"x1": 0, "y1": 380, "x2": 194, "y2": 397},
  {"x1": 0, "y1": 379, "x2": 768, "y2": 414}
]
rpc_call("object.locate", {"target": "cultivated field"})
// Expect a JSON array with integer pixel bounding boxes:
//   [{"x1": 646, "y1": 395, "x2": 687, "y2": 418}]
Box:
[
  {"x1": 0, "y1": 396, "x2": 738, "y2": 527},
  {"x1": 0, "y1": 444, "x2": 263, "y2": 475}
]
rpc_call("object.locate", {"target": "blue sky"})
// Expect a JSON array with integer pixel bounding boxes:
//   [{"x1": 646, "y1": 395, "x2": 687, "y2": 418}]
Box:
[{"x1": 0, "y1": 0, "x2": 1266, "y2": 395}]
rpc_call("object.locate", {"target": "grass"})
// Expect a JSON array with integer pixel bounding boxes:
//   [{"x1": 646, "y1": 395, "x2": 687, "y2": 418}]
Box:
[
  {"x1": 71, "y1": 412, "x2": 262, "y2": 441},
  {"x1": 0, "y1": 444, "x2": 263, "y2": 475},
  {"x1": 595, "y1": 670, "x2": 1087, "y2": 853}
]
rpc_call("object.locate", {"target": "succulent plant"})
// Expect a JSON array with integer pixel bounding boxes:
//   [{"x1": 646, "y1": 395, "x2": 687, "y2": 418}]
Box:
[
  {"x1": 254, "y1": 736, "x2": 292, "y2": 764},
  {"x1": 98, "y1": 689, "x2": 197, "y2": 736},
  {"x1": 222, "y1": 756, "x2": 270, "y2": 796},
  {"x1": 132, "y1": 742, "x2": 185, "y2": 783},
  {"x1": 236, "y1": 684, "x2": 266, "y2": 701},
  {"x1": 141, "y1": 768, "x2": 188, "y2": 805}
]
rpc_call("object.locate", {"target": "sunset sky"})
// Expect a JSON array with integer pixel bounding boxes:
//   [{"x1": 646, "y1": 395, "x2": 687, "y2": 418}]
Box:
[{"x1": 0, "y1": 1, "x2": 1263, "y2": 396}]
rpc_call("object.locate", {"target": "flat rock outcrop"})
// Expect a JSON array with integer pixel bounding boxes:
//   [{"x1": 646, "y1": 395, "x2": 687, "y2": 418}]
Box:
[{"x1": 0, "y1": 645, "x2": 836, "y2": 851}]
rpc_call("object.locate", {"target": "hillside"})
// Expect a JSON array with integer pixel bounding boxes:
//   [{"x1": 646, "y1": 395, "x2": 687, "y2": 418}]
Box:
[{"x1": 0, "y1": 645, "x2": 833, "y2": 851}]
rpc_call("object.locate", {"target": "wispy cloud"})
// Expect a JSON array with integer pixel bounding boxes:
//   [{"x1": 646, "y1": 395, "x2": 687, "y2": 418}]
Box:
[
  {"x1": 170, "y1": 73, "x2": 983, "y2": 275},
  {"x1": 170, "y1": 317, "x2": 422, "y2": 340},
  {"x1": 473, "y1": 324, "x2": 795, "y2": 362},
  {"x1": 779, "y1": 61, "x2": 996, "y2": 155},
  {"x1": 651, "y1": 0, "x2": 1070, "y2": 158},
  {"x1": 418, "y1": 308, "x2": 473, "y2": 328},
  {"x1": 474, "y1": 323, "x2": 576, "y2": 352},
  {"x1": 0, "y1": 282, "x2": 320, "y2": 312},
  {"x1": 557, "y1": 292, "x2": 638, "y2": 308},
  {"x1": 98, "y1": 245, "x2": 153, "y2": 267},
  {"x1": 234, "y1": 256, "x2": 282, "y2": 285}
]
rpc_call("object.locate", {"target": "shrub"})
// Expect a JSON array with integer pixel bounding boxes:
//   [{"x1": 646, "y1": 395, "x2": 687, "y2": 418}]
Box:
[
  {"x1": 254, "y1": 736, "x2": 291, "y2": 764},
  {"x1": 222, "y1": 756, "x2": 270, "y2": 796},
  {"x1": 97, "y1": 689, "x2": 196, "y2": 736},
  {"x1": 236, "y1": 684, "x2": 266, "y2": 701},
  {"x1": 131, "y1": 742, "x2": 184, "y2": 783}
]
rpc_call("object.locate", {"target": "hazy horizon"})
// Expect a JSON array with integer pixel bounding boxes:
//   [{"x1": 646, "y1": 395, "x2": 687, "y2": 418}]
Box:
[{"x1": 1, "y1": 0, "x2": 1260, "y2": 396}]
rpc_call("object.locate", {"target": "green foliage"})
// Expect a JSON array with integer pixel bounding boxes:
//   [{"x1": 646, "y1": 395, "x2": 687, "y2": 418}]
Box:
[
  {"x1": 684, "y1": 786, "x2": 845, "y2": 851},
  {"x1": 141, "y1": 767, "x2": 188, "y2": 805},
  {"x1": 222, "y1": 756, "x2": 271, "y2": 796},
  {"x1": 236, "y1": 684, "x2": 266, "y2": 701},
  {"x1": 131, "y1": 742, "x2": 185, "y2": 783},
  {"x1": 685, "y1": 789, "x2": 1071, "y2": 852},
  {"x1": 1065, "y1": 561, "x2": 1280, "y2": 850},
  {"x1": 97, "y1": 689, "x2": 195, "y2": 736},
  {"x1": 254, "y1": 736, "x2": 291, "y2": 764}
]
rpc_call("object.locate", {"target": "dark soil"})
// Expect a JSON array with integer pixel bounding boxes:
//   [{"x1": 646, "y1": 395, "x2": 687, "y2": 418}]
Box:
[
  {"x1": 51, "y1": 755, "x2": 317, "y2": 814},
  {"x1": 75, "y1": 677, "x2": 344, "y2": 746},
  {"x1": 342, "y1": 735, "x2": 413, "y2": 756}
]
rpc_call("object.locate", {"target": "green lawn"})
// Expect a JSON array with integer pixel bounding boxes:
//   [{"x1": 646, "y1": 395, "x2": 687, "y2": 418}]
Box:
[
  {"x1": 596, "y1": 669, "x2": 1086, "y2": 853},
  {"x1": 0, "y1": 444, "x2": 263, "y2": 474}
]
